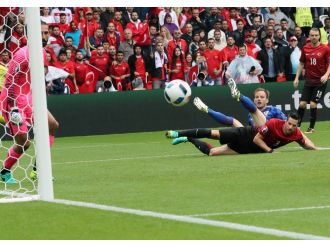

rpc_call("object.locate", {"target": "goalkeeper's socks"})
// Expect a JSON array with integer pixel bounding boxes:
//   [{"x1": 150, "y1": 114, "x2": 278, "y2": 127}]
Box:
[
  {"x1": 208, "y1": 108, "x2": 234, "y2": 126},
  {"x1": 33, "y1": 162, "x2": 37, "y2": 171},
  {"x1": 239, "y1": 95, "x2": 257, "y2": 113},
  {"x1": 0, "y1": 168, "x2": 10, "y2": 175},
  {"x1": 49, "y1": 135, "x2": 55, "y2": 147},
  {"x1": 178, "y1": 129, "x2": 211, "y2": 138},
  {"x1": 4, "y1": 147, "x2": 22, "y2": 170},
  {"x1": 297, "y1": 107, "x2": 305, "y2": 127},
  {"x1": 188, "y1": 138, "x2": 213, "y2": 155}
]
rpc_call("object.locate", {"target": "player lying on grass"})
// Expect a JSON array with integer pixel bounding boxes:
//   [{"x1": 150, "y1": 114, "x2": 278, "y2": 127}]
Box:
[
  {"x1": 193, "y1": 78, "x2": 287, "y2": 128},
  {"x1": 0, "y1": 47, "x2": 59, "y2": 184},
  {"x1": 166, "y1": 111, "x2": 316, "y2": 156}
]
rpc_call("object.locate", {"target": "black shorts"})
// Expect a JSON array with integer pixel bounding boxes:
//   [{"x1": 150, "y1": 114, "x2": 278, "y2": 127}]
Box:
[
  {"x1": 301, "y1": 83, "x2": 327, "y2": 103},
  {"x1": 219, "y1": 126, "x2": 264, "y2": 154}
]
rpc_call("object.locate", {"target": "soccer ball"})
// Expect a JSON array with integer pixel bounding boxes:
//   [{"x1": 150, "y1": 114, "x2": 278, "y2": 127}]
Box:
[{"x1": 164, "y1": 79, "x2": 191, "y2": 107}]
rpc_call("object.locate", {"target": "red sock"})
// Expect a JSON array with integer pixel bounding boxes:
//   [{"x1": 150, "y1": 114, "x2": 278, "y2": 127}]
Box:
[
  {"x1": 49, "y1": 135, "x2": 55, "y2": 147},
  {"x1": 4, "y1": 147, "x2": 22, "y2": 170}
]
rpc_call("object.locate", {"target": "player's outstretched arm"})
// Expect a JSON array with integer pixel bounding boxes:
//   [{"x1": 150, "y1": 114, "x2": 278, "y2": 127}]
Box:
[
  {"x1": 300, "y1": 133, "x2": 318, "y2": 150},
  {"x1": 253, "y1": 133, "x2": 273, "y2": 153}
]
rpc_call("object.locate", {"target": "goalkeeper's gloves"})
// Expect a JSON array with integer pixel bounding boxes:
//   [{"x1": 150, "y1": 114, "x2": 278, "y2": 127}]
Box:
[{"x1": 10, "y1": 107, "x2": 23, "y2": 125}]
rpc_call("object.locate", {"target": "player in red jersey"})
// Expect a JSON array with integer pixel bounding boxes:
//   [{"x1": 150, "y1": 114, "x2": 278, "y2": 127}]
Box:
[
  {"x1": 294, "y1": 28, "x2": 330, "y2": 133},
  {"x1": 165, "y1": 112, "x2": 316, "y2": 156},
  {"x1": 0, "y1": 46, "x2": 59, "y2": 183}
]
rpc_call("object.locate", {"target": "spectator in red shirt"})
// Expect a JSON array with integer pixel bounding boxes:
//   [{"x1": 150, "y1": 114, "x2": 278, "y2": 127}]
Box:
[
  {"x1": 113, "y1": 11, "x2": 125, "y2": 42},
  {"x1": 110, "y1": 51, "x2": 131, "y2": 91},
  {"x1": 126, "y1": 11, "x2": 151, "y2": 48},
  {"x1": 245, "y1": 31, "x2": 261, "y2": 59},
  {"x1": 89, "y1": 44, "x2": 110, "y2": 91},
  {"x1": 9, "y1": 23, "x2": 27, "y2": 54},
  {"x1": 85, "y1": 9, "x2": 100, "y2": 39},
  {"x1": 55, "y1": 48, "x2": 78, "y2": 94},
  {"x1": 204, "y1": 38, "x2": 226, "y2": 85},
  {"x1": 48, "y1": 25, "x2": 66, "y2": 56},
  {"x1": 168, "y1": 46, "x2": 188, "y2": 81},
  {"x1": 74, "y1": 50, "x2": 94, "y2": 94},
  {"x1": 105, "y1": 22, "x2": 121, "y2": 50},
  {"x1": 225, "y1": 8, "x2": 247, "y2": 32},
  {"x1": 128, "y1": 44, "x2": 150, "y2": 89},
  {"x1": 167, "y1": 29, "x2": 188, "y2": 62},
  {"x1": 178, "y1": 7, "x2": 192, "y2": 33},
  {"x1": 58, "y1": 13, "x2": 70, "y2": 35},
  {"x1": 222, "y1": 36, "x2": 239, "y2": 64}
]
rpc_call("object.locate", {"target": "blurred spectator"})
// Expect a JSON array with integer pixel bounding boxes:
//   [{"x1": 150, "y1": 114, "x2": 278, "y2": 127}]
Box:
[
  {"x1": 148, "y1": 13, "x2": 160, "y2": 31},
  {"x1": 168, "y1": 46, "x2": 188, "y2": 81},
  {"x1": 274, "y1": 29, "x2": 289, "y2": 48},
  {"x1": 226, "y1": 44, "x2": 262, "y2": 84},
  {"x1": 149, "y1": 25, "x2": 158, "y2": 52},
  {"x1": 265, "y1": 8, "x2": 292, "y2": 27},
  {"x1": 205, "y1": 7, "x2": 224, "y2": 33},
  {"x1": 48, "y1": 25, "x2": 65, "y2": 56},
  {"x1": 113, "y1": 11, "x2": 125, "y2": 42},
  {"x1": 45, "y1": 50, "x2": 56, "y2": 67},
  {"x1": 220, "y1": 20, "x2": 230, "y2": 38},
  {"x1": 280, "y1": 18, "x2": 293, "y2": 41},
  {"x1": 100, "y1": 7, "x2": 114, "y2": 31},
  {"x1": 327, "y1": 34, "x2": 330, "y2": 47},
  {"x1": 9, "y1": 23, "x2": 27, "y2": 54},
  {"x1": 118, "y1": 28, "x2": 135, "y2": 61},
  {"x1": 58, "y1": 13, "x2": 70, "y2": 34},
  {"x1": 222, "y1": 36, "x2": 239, "y2": 64},
  {"x1": 54, "y1": 48, "x2": 78, "y2": 94},
  {"x1": 189, "y1": 31, "x2": 200, "y2": 58},
  {"x1": 51, "y1": 7, "x2": 73, "y2": 24},
  {"x1": 159, "y1": 7, "x2": 179, "y2": 28},
  {"x1": 93, "y1": 10, "x2": 102, "y2": 28},
  {"x1": 134, "y1": 7, "x2": 150, "y2": 23},
  {"x1": 126, "y1": 11, "x2": 151, "y2": 49},
  {"x1": 65, "y1": 21, "x2": 85, "y2": 54},
  {"x1": 225, "y1": 7, "x2": 246, "y2": 32},
  {"x1": 167, "y1": 29, "x2": 188, "y2": 62},
  {"x1": 89, "y1": 45, "x2": 110, "y2": 91},
  {"x1": 188, "y1": 8, "x2": 206, "y2": 34},
  {"x1": 252, "y1": 15, "x2": 267, "y2": 41},
  {"x1": 64, "y1": 36, "x2": 78, "y2": 56},
  {"x1": 231, "y1": 19, "x2": 245, "y2": 46},
  {"x1": 191, "y1": 51, "x2": 211, "y2": 87},
  {"x1": 74, "y1": 51, "x2": 93, "y2": 93},
  {"x1": 244, "y1": 32, "x2": 261, "y2": 59},
  {"x1": 160, "y1": 26, "x2": 172, "y2": 48},
  {"x1": 40, "y1": 7, "x2": 55, "y2": 24},
  {"x1": 204, "y1": 38, "x2": 226, "y2": 85},
  {"x1": 250, "y1": 27, "x2": 263, "y2": 48},
  {"x1": 294, "y1": 7, "x2": 313, "y2": 37},
  {"x1": 89, "y1": 28, "x2": 106, "y2": 52},
  {"x1": 108, "y1": 45, "x2": 117, "y2": 63},
  {"x1": 267, "y1": 18, "x2": 276, "y2": 27},
  {"x1": 293, "y1": 26, "x2": 307, "y2": 49},
  {"x1": 279, "y1": 36, "x2": 302, "y2": 81},
  {"x1": 178, "y1": 7, "x2": 192, "y2": 33},
  {"x1": 264, "y1": 25, "x2": 275, "y2": 42},
  {"x1": 181, "y1": 23, "x2": 193, "y2": 46},
  {"x1": 208, "y1": 20, "x2": 226, "y2": 46},
  {"x1": 198, "y1": 39, "x2": 207, "y2": 56},
  {"x1": 110, "y1": 51, "x2": 131, "y2": 91},
  {"x1": 85, "y1": 9, "x2": 99, "y2": 39},
  {"x1": 257, "y1": 38, "x2": 282, "y2": 82},
  {"x1": 0, "y1": 50, "x2": 10, "y2": 67},
  {"x1": 74, "y1": 7, "x2": 87, "y2": 30},
  {"x1": 246, "y1": 7, "x2": 265, "y2": 27},
  {"x1": 320, "y1": 17, "x2": 330, "y2": 44},
  {"x1": 150, "y1": 41, "x2": 168, "y2": 89},
  {"x1": 105, "y1": 23, "x2": 120, "y2": 50},
  {"x1": 128, "y1": 44, "x2": 150, "y2": 88},
  {"x1": 121, "y1": 7, "x2": 134, "y2": 28},
  {"x1": 162, "y1": 13, "x2": 179, "y2": 36},
  {"x1": 214, "y1": 30, "x2": 226, "y2": 51}
]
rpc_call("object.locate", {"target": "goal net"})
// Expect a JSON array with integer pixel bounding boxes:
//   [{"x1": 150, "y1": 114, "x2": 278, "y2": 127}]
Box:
[{"x1": 0, "y1": 7, "x2": 53, "y2": 203}]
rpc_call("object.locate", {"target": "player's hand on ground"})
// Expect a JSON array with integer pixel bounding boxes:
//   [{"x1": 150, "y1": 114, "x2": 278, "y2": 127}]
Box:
[{"x1": 10, "y1": 107, "x2": 23, "y2": 125}]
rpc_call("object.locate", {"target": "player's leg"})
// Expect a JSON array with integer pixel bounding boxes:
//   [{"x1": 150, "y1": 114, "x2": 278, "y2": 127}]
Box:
[
  {"x1": 188, "y1": 139, "x2": 238, "y2": 156},
  {"x1": 193, "y1": 97, "x2": 244, "y2": 127},
  {"x1": 297, "y1": 84, "x2": 312, "y2": 127},
  {"x1": 227, "y1": 78, "x2": 266, "y2": 127},
  {"x1": 166, "y1": 129, "x2": 220, "y2": 141}
]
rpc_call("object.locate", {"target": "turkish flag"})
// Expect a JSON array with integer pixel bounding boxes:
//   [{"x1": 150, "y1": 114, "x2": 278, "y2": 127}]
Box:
[
  {"x1": 80, "y1": 64, "x2": 99, "y2": 94},
  {"x1": 187, "y1": 65, "x2": 198, "y2": 85},
  {"x1": 135, "y1": 23, "x2": 151, "y2": 46}
]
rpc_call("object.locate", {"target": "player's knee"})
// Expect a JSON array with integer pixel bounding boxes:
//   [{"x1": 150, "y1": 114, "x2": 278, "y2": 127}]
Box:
[
  {"x1": 49, "y1": 119, "x2": 59, "y2": 133},
  {"x1": 299, "y1": 101, "x2": 307, "y2": 108},
  {"x1": 208, "y1": 148, "x2": 216, "y2": 156},
  {"x1": 23, "y1": 140, "x2": 31, "y2": 151},
  {"x1": 310, "y1": 101, "x2": 317, "y2": 108}
]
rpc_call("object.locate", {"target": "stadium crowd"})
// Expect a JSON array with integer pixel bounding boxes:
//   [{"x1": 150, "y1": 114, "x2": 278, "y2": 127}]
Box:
[{"x1": 0, "y1": 7, "x2": 330, "y2": 95}]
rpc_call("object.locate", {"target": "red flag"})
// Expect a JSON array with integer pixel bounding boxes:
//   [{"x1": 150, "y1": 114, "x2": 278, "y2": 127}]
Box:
[
  {"x1": 187, "y1": 65, "x2": 198, "y2": 85},
  {"x1": 135, "y1": 23, "x2": 151, "y2": 46},
  {"x1": 79, "y1": 64, "x2": 99, "y2": 94}
]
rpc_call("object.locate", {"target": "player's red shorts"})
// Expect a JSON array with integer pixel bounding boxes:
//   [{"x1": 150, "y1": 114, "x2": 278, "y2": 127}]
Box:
[{"x1": 0, "y1": 92, "x2": 33, "y2": 135}]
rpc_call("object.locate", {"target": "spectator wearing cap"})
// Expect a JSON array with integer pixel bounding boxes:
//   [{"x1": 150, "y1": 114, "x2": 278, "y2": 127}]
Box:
[
  {"x1": 225, "y1": 7, "x2": 246, "y2": 32},
  {"x1": 280, "y1": 18, "x2": 293, "y2": 41},
  {"x1": 293, "y1": 26, "x2": 307, "y2": 49},
  {"x1": 85, "y1": 9, "x2": 100, "y2": 39},
  {"x1": 181, "y1": 23, "x2": 193, "y2": 46},
  {"x1": 274, "y1": 28, "x2": 289, "y2": 48},
  {"x1": 167, "y1": 29, "x2": 188, "y2": 62},
  {"x1": 188, "y1": 8, "x2": 206, "y2": 34},
  {"x1": 231, "y1": 19, "x2": 245, "y2": 46},
  {"x1": 222, "y1": 36, "x2": 239, "y2": 64},
  {"x1": 279, "y1": 36, "x2": 302, "y2": 81},
  {"x1": 244, "y1": 31, "x2": 261, "y2": 59},
  {"x1": 257, "y1": 37, "x2": 282, "y2": 83},
  {"x1": 100, "y1": 7, "x2": 114, "y2": 32},
  {"x1": 205, "y1": 7, "x2": 224, "y2": 33}
]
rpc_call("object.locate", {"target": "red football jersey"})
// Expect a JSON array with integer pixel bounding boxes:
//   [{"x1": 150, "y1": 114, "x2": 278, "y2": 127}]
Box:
[
  {"x1": 204, "y1": 48, "x2": 224, "y2": 78},
  {"x1": 110, "y1": 61, "x2": 130, "y2": 81},
  {"x1": 258, "y1": 118, "x2": 305, "y2": 149},
  {"x1": 89, "y1": 54, "x2": 110, "y2": 80},
  {"x1": 300, "y1": 43, "x2": 330, "y2": 86},
  {"x1": 222, "y1": 45, "x2": 239, "y2": 63}
]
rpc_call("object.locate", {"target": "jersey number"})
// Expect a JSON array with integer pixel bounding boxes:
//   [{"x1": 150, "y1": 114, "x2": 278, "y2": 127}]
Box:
[{"x1": 310, "y1": 58, "x2": 317, "y2": 65}]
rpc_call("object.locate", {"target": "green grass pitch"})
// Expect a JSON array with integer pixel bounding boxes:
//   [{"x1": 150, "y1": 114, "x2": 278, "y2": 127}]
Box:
[{"x1": 1, "y1": 121, "x2": 330, "y2": 239}]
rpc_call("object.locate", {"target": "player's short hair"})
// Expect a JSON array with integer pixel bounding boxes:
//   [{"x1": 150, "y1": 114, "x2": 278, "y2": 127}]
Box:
[
  {"x1": 288, "y1": 111, "x2": 299, "y2": 121},
  {"x1": 254, "y1": 88, "x2": 270, "y2": 99},
  {"x1": 96, "y1": 44, "x2": 103, "y2": 49},
  {"x1": 310, "y1": 27, "x2": 320, "y2": 34},
  {"x1": 236, "y1": 19, "x2": 244, "y2": 25}
]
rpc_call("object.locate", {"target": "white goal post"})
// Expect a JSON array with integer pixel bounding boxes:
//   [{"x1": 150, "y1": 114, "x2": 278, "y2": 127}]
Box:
[{"x1": 0, "y1": 7, "x2": 54, "y2": 202}]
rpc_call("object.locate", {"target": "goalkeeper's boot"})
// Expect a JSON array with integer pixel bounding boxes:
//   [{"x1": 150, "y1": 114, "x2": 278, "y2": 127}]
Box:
[
  {"x1": 172, "y1": 137, "x2": 188, "y2": 145},
  {"x1": 227, "y1": 78, "x2": 240, "y2": 101},
  {"x1": 165, "y1": 130, "x2": 178, "y2": 139},
  {"x1": 0, "y1": 170, "x2": 18, "y2": 184},
  {"x1": 29, "y1": 170, "x2": 38, "y2": 181},
  {"x1": 193, "y1": 97, "x2": 209, "y2": 113}
]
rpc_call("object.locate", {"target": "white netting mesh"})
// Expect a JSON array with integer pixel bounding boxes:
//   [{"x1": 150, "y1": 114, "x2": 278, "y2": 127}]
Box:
[{"x1": 0, "y1": 8, "x2": 39, "y2": 201}]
